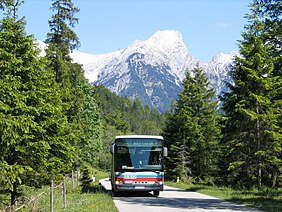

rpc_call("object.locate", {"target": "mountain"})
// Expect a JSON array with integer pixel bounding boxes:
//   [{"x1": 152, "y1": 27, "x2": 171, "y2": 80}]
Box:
[{"x1": 70, "y1": 30, "x2": 237, "y2": 112}]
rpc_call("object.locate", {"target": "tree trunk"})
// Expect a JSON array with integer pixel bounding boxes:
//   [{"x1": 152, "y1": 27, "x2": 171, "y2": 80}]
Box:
[
  {"x1": 10, "y1": 183, "x2": 18, "y2": 206},
  {"x1": 272, "y1": 171, "x2": 277, "y2": 188},
  {"x1": 256, "y1": 102, "x2": 262, "y2": 190}
]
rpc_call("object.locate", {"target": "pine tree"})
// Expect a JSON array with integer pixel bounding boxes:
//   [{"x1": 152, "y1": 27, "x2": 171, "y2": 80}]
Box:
[
  {"x1": 163, "y1": 65, "x2": 220, "y2": 182},
  {"x1": 0, "y1": 0, "x2": 74, "y2": 205},
  {"x1": 221, "y1": 0, "x2": 282, "y2": 189}
]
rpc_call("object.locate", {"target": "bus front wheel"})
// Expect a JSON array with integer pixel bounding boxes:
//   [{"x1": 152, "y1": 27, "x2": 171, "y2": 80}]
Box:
[
  {"x1": 111, "y1": 186, "x2": 116, "y2": 197},
  {"x1": 153, "y1": 190, "x2": 160, "y2": 197}
]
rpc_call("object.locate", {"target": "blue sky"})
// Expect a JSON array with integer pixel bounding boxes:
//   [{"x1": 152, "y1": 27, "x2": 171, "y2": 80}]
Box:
[{"x1": 15, "y1": 0, "x2": 252, "y2": 62}]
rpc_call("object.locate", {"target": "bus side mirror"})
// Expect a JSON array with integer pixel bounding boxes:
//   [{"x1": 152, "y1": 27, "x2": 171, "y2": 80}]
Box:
[
  {"x1": 110, "y1": 144, "x2": 114, "y2": 154},
  {"x1": 163, "y1": 147, "x2": 168, "y2": 157}
]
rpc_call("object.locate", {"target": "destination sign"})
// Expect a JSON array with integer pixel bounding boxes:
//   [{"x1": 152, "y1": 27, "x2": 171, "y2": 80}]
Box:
[{"x1": 116, "y1": 139, "x2": 162, "y2": 147}]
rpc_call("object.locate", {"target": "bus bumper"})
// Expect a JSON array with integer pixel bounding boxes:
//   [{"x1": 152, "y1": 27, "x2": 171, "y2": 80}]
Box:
[{"x1": 113, "y1": 183, "x2": 163, "y2": 192}]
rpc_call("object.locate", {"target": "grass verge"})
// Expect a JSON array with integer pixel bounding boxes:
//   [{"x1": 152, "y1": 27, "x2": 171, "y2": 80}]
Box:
[
  {"x1": 0, "y1": 169, "x2": 117, "y2": 212},
  {"x1": 165, "y1": 181, "x2": 282, "y2": 212}
]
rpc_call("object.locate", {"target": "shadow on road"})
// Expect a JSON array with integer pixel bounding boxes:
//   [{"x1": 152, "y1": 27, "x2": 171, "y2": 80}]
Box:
[
  {"x1": 100, "y1": 179, "x2": 261, "y2": 211},
  {"x1": 112, "y1": 191, "x2": 154, "y2": 197},
  {"x1": 163, "y1": 188, "x2": 191, "y2": 192},
  {"x1": 114, "y1": 196, "x2": 260, "y2": 211}
]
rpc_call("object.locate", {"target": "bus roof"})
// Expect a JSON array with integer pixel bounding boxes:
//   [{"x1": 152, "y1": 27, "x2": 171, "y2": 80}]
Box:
[{"x1": 115, "y1": 135, "x2": 163, "y2": 140}]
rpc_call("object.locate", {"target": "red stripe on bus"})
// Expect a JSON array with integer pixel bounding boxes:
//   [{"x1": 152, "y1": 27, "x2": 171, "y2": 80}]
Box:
[{"x1": 116, "y1": 177, "x2": 162, "y2": 181}]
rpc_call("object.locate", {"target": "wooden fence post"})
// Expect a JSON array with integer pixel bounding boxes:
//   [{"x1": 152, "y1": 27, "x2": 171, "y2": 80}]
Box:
[
  {"x1": 63, "y1": 177, "x2": 66, "y2": 209},
  {"x1": 72, "y1": 170, "x2": 74, "y2": 189},
  {"x1": 76, "y1": 171, "x2": 79, "y2": 186},
  {"x1": 50, "y1": 180, "x2": 54, "y2": 212}
]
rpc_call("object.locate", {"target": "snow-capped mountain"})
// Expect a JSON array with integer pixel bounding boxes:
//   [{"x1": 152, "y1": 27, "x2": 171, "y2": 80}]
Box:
[
  {"x1": 70, "y1": 30, "x2": 237, "y2": 112},
  {"x1": 203, "y1": 52, "x2": 237, "y2": 96}
]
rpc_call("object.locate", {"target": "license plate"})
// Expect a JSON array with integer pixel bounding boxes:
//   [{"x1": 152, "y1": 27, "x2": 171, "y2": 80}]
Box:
[{"x1": 135, "y1": 186, "x2": 145, "y2": 189}]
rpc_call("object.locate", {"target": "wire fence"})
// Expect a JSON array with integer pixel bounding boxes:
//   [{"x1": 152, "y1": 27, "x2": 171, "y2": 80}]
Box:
[{"x1": 5, "y1": 170, "x2": 82, "y2": 212}]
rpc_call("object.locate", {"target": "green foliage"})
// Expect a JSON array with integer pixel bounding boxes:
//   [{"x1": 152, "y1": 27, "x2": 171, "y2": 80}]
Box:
[
  {"x1": 0, "y1": 1, "x2": 75, "y2": 205},
  {"x1": 94, "y1": 85, "x2": 165, "y2": 170},
  {"x1": 163, "y1": 65, "x2": 221, "y2": 182},
  {"x1": 80, "y1": 164, "x2": 94, "y2": 193},
  {"x1": 79, "y1": 80, "x2": 102, "y2": 167},
  {"x1": 95, "y1": 85, "x2": 164, "y2": 136},
  {"x1": 0, "y1": 0, "x2": 102, "y2": 206},
  {"x1": 46, "y1": 0, "x2": 80, "y2": 59},
  {"x1": 1, "y1": 170, "x2": 117, "y2": 211},
  {"x1": 220, "y1": 0, "x2": 282, "y2": 189},
  {"x1": 44, "y1": 0, "x2": 102, "y2": 170}
]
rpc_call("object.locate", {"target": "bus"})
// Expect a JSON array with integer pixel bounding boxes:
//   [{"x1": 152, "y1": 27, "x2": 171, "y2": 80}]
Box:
[{"x1": 110, "y1": 135, "x2": 167, "y2": 196}]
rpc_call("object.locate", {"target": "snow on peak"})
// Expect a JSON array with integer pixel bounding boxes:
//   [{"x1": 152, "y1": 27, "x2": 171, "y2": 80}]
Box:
[
  {"x1": 211, "y1": 52, "x2": 238, "y2": 64},
  {"x1": 35, "y1": 30, "x2": 237, "y2": 112},
  {"x1": 146, "y1": 30, "x2": 184, "y2": 52},
  {"x1": 127, "y1": 30, "x2": 187, "y2": 54}
]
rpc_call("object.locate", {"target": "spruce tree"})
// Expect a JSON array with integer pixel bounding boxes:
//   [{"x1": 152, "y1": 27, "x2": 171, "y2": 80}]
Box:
[
  {"x1": 163, "y1": 65, "x2": 220, "y2": 182},
  {"x1": 45, "y1": 0, "x2": 80, "y2": 86},
  {"x1": 45, "y1": 0, "x2": 81, "y2": 149},
  {"x1": 221, "y1": 0, "x2": 282, "y2": 189},
  {"x1": 0, "y1": 0, "x2": 74, "y2": 205},
  {"x1": 79, "y1": 79, "x2": 102, "y2": 167},
  {"x1": 46, "y1": 0, "x2": 80, "y2": 59},
  {"x1": 45, "y1": 0, "x2": 102, "y2": 169},
  {"x1": 259, "y1": 1, "x2": 282, "y2": 164}
]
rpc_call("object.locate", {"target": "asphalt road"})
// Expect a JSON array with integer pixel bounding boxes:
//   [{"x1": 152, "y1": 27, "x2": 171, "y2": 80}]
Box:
[{"x1": 99, "y1": 179, "x2": 263, "y2": 212}]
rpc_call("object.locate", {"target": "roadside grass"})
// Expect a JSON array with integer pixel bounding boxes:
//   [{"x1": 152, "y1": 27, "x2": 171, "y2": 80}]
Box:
[
  {"x1": 166, "y1": 181, "x2": 282, "y2": 212},
  {"x1": 0, "y1": 169, "x2": 117, "y2": 212}
]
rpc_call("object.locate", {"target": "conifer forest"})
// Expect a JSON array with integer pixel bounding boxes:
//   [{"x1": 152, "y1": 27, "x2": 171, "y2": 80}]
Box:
[{"x1": 0, "y1": 0, "x2": 281, "y2": 207}]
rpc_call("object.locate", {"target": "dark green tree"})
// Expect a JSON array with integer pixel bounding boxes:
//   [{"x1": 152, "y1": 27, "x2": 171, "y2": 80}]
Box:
[
  {"x1": 95, "y1": 85, "x2": 164, "y2": 137},
  {"x1": 45, "y1": 0, "x2": 80, "y2": 87},
  {"x1": 129, "y1": 99, "x2": 145, "y2": 133},
  {"x1": 0, "y1": 0, "x2": 74, "y2": 205},
  {"x1": 45, "y1": 0, "x2": 102, "y2": 169},
  {"x1": 94, "y1": 86, "x2": 165, "y2": 170},
  {"x1": 44, "y1": 0, "x2": 81, "y2": 110},
  {"x1": 163, "y1": 65, "x2": 220, "y2": 182},
  {"x1": 46, "y1": 0, "x2": 80, "y2": 60},
  {"x1": 80, "y1": 163, "x2": 94, "y2": 193},
  {"x1": 163, "y1": 111, "x2": 191, "y2": 181},
  {"x1": 79, "y1": 79, "x2": 102, "y2": 167},
  {"x1": 220, "y1": 0, "x2": 282, "y2": 189}
]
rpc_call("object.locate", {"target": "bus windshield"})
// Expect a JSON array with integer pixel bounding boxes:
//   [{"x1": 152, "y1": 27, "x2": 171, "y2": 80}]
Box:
[{"x1": 114, "y1": 138, "x2": 163, "y2": 171}]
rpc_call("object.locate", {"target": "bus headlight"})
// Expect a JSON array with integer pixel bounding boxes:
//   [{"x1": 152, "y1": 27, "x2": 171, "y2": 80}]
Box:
[
  {"x1": 155, "y1": 181, "x2": 163, "y2": 185},
  {"x1": 116, "y1": 180, "x2": 123, "y2": 185}
]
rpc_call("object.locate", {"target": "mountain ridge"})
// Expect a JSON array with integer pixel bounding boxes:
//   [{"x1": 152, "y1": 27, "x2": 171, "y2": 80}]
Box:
[{"x1": 40, "y1": 30, "x2": 238, "y2": 112}]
